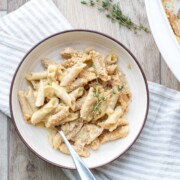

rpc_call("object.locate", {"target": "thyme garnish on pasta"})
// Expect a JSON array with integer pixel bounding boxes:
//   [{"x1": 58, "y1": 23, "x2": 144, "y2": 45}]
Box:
[
  {"x1": 118, "y1": 85, "x2": 123, "y2": 91},
  {"x1": 93, "y1": 85, "x2": 123, "y2": 115},
  {"x1": 18, "y1": 47, "x2": 131, "y2": 158},
  {"x1": 93, "y1": 87, "x2": 102, "y2": 114}
]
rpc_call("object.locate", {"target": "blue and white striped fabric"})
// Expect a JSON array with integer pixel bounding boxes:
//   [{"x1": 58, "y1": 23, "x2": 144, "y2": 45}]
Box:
[
  {"x1": 0, "y1": 0, "x2": 72, "y2": 116},
  {"x1": 64, "y1": 82, "x2": 180, "y2": 180},
  {"x1": 0, "y1": 0, "x2": 180, "y2": 179}
]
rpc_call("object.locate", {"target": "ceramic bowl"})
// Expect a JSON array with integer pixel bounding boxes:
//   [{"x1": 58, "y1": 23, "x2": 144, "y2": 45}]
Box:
[
  {"x1": 145, "y1": 0, "x2": 180, "y2": 81},
  {"x1": 10, "y1": 30, "x2": 149, "y2": 169}
]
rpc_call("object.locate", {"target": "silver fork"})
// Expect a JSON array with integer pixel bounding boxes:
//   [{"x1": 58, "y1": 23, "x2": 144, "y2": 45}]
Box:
[{"x1": 58, "y1": 130, "x2": 96, "y2": 180}]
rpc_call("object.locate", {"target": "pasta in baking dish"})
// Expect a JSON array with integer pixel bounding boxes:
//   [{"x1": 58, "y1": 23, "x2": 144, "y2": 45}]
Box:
[
  {"x1": 162, "y1": 0, "x2": 180, "y2": 44},
  {"x1": 18, "y1": 47, "x2": 131, "y2": 157}
]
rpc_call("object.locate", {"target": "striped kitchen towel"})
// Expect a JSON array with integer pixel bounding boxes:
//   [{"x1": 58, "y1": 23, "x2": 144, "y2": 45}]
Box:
[
  {"x1": 0, "y1": 0, "x2": 180, "y2": 179},
  {"x1": 63, "y1": 82, "x2": 180, "y2": 180}
]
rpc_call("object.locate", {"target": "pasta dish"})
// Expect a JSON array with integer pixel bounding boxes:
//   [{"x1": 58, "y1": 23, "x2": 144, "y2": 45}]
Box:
[
  {"x1": 162, "y1": 0, "x2": 180, "y2": 44},
  {"x1": 18, "y1": 47, "x2": 131, "y2": 157}
]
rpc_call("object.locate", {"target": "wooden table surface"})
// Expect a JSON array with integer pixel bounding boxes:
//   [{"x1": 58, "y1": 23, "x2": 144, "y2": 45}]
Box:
[{"x1": 0, "y1": 0, "x2": 179, "y2": 180}]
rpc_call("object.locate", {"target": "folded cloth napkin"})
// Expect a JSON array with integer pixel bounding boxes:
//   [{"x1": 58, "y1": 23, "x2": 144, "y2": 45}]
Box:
[
  {"x1": 0, "y1": 0, "x2": 72, "y2": 116},
  {"x1": 0, "y1": 0, "x2": 180, "y2": 179}
]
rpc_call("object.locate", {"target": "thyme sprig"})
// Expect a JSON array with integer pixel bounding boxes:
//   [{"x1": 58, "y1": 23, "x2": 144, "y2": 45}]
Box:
[
  {"x1": 81, "y1": 0, "x2": 149, "y2": 33},
  {"x1": 92, "y1": 85, "x2": 124, "y2": 115},
  {"x1": 92, "y1": 64, "x2": 124, "y2": 114},
  {"x1": 93, "y1": 87, "x2": 102, "y2": 114}
]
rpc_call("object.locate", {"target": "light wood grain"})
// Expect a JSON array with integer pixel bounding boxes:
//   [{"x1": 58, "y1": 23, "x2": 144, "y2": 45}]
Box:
[
  {"x1": 8, "y1": 120, "x2": 69, "y2": 180},
  {"x1": 0, "y1": 0, "x2": 7, "y2": 10},
  {"x1": 161, "y1": 56, "x2": 180, "y2": 90},
  {"x1": 0, "y1": 113, "x2": 8, "y2": 180},
  {"x1": 7, "y1": 0, "x2": 28, "y2": 12},
  {"x1": 1, "y1": 0, "x2": 179, "y2": 180},
  {"x1": 0, "y1": 11, "x2": 8, "y2": 180}
]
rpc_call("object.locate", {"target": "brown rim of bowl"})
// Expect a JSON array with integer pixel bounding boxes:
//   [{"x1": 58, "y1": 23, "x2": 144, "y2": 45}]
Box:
[{"x1": 10, "y1": 29, "x2": 149, "y2": 170}]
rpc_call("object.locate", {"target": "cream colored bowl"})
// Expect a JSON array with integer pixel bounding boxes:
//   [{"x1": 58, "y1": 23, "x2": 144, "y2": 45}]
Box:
[{"x1": 10, "y1": 30, "x2": 149, "y2": 169}]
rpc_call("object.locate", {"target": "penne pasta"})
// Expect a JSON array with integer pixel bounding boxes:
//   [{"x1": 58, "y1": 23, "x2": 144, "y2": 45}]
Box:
[
  {"x1": 69, "y1": 87, "x2": 84, "y2": 100},
  {"x1": 99, "y1": 125, "x2": 129, "y2": 144},
  {"x1": 60, "y1": 63, "x2": 86, "y2": 86},
  {"x1": 119, "y1": 93, "x2": 130, "y2": 112},
  {"x1": 26, "y1": 71, "x2": 47, "y2": 81},
  {"x1": 98, "y1": 106, "x2": 123, "y2": 130},
  {"x1": 111, "y1": 73, "x2": 121, "y2": 86},
  {"x1": 25, "y1": 87, "x2": 38, "y2": 112},
  {"x1": 18, "y1": 91, "x2": 33, "y2": 122},
  {"x1": 57, "y1": 65, "x2": 65, "y2": 81},
  {"x1": 65, "y1": 78, "x2": 88, "y2": 92},
  {"x1": 93, "y1": 90, "x2": 111, "y2": 121},
  {"x1": 109, "y1": 117, "x2": 128, "y2": 132},
  {"x1": 90, "y1": 50, "x2": 110, "y2": 81},
  {"x1": 52, "y1": 82, "x2": 75, "y2": 110},
  {"x1": 31, "y1": 97, "x2": 59, "y2": 125},
  {"x1": 106, "y1": 88, "x2": 120, "y2": 115},
  {"x1": 79, "y1": 68, "x2": 97, "y2": 82},
  {"x1": 30, "y1": 80, "x2": 39, "y2": 90},
  {"x1": 35, "y1": 80, "x2": 45, "y2": 107},
  {"x1": 61, "y1": 58, "x2": 77, "y2": 68},
  {"x1": 47, "y1": 64, "x2": 57, "y2": 80},
  {"x1": 74, "y1": 95, "x2": 87, "y2": 111},
  {"x1": 44, "y1": 85, "x2": 55, "y2": 99},
  {"x1": 80, "y1": 87, "x2": 96, "y2": 121},
  {"x1": 46, "y1": 106, "x2": 69, "y2": 127},
  {"x1": 58, "y1": 112, "x2": 79, "y2": 125}
]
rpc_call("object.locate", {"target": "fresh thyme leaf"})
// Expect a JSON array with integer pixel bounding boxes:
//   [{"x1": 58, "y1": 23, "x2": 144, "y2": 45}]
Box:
[
  {"x1": 112, "y1": 89, "x2": 116, "y2": 94},
  {"x1": 90, "y1": 0, "x2": 95, "y2": 6},
  {"x1": 81, "y1": 0, "x2": 149, "y2": 33},
  {"x1": 81, "y1": 0, "x2": 87, "y2": 5},
  {"x1": 93, "y1": 104, "x2": 101, "y2": 115},
  {"x1": 98, "y1": 7, "x2": 104, "y2": 11},
  {"x1": 93, "y1": 106, "x2": 98, "y2": 111},
  {"x1": 102, "y1": 96, "x2": 106, "y2": 101},
  {"x1": 93, "y1": 88, "x2": 101, "y2": 115},
  {"x1": 118, "y1": 85, "x2": 123, "y2": 91},
  {"x1": 93, "y1": 90, "x2": 100, "y2": 101},
  {"x1": 178, "y1": 9, "x2": 180, "y2": 19}
]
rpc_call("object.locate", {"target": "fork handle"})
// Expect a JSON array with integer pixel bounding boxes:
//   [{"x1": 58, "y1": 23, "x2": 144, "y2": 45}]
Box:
[{"x1": 59, "y1": 131, "x2": 96, "y2": 180}]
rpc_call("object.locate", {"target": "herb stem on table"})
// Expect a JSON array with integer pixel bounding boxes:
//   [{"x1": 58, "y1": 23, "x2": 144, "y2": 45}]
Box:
[{"x1": 81, "y1": 0, "x2": 149, "y2": 33}]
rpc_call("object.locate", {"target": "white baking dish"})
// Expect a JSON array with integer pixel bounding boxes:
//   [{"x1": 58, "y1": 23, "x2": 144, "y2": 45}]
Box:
[{"x1": 145, "y1": 0, "x2": 180, "y2": 81}]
